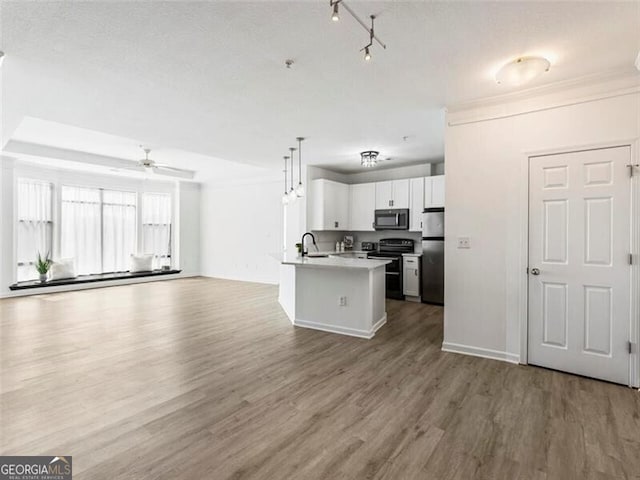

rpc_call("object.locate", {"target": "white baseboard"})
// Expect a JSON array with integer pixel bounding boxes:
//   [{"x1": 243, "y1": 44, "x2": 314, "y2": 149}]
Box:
[
  {"x1": 0, "y1": 272, "x2": 199, "y2": 298},
  {"x1": 294, "y1": 314, "x2": 387, "y2": 340},
  {"x1": 442, "y1": 341, "x2": 520, "y2": 364}
]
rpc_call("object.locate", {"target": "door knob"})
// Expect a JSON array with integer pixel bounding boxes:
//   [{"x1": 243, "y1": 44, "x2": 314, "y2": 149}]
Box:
[{"x1": 530, "y1": 268, "x2": 540, "y2": 275}]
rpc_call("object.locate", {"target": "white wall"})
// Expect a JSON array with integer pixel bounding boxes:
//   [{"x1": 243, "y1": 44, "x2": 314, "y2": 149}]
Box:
[
  {"x1": 200, "y1": 177, "x2": 283, "y2": 284},
  {"x1": 176, "y1": 181, "x2": 201, "y2": 276},
  {"x1": 444, "y1": 74, "x2": 640, "y2": 362}
]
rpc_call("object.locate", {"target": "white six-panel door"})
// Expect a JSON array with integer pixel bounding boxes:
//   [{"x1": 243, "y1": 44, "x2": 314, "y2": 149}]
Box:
[{"x1": 528, "y1": 146, "x2": 632, "y2": 385}]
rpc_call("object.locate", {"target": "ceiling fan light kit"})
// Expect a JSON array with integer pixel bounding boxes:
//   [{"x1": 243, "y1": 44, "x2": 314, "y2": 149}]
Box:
[
  {"x1": 329, "y1": 1, "x2": 386, "y2": 61},
  {"x1": 135, "y1": 146, "x2": 195, "y2": 179}
]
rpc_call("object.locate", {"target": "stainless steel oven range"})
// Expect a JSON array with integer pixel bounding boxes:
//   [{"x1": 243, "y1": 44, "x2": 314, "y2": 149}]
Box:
[{"x1": 367, "y1": 238, "x2": 414, "y2": 300}]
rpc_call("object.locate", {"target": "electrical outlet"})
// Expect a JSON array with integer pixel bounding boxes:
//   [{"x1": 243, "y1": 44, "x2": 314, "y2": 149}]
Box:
[
  {"x1": 457, "y1": 237, "x2": 470, "y2": 249},
  {"x1": 339, "y1": 296, "x2": 347, "y2": 306}
]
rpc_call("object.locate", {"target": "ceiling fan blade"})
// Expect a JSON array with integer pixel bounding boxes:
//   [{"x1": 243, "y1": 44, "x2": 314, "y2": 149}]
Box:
[
  {"x1": 119, "y1": 163, "x2": 147, "y2": 172},
  {"x1": 151, "y1": 166, "x2": 195, "y2": 180}
]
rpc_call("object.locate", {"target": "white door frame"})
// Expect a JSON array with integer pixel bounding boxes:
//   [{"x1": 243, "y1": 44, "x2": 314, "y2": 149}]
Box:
[{"x1": 518, "y1": 139, "x2": 640, "y2": 388}]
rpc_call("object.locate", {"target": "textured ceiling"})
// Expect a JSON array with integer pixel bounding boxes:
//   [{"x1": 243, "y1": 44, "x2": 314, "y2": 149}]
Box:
[{"x1": 1, "y1": 1, "x2": 639, "y2": 173}]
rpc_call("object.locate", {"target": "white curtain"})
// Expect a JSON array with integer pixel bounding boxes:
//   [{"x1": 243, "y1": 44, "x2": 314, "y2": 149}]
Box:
[
  {"x1": 16, "y1": 179, "x2": 53, "y2": 281},
  {"x1": 142, "y1": 193, "x2": 172, "y2": 269},
  {"x1": 61, "y1": 186, "x2": 102, "y2": 275},
  {"x1": 102, "y1": 190, "x2": 137, "y2": 272}
]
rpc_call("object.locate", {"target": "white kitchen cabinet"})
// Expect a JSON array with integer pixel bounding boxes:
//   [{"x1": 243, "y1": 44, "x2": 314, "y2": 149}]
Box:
[
  {"x1": 349, "y1": 183, "x2": 376, "y2": 231},
  {"x1": 310, "y1": 179, "x2": 349, "y2": 230},
  {"x1": 424, "y1": 175, "x2": 445, "y2": 208},
  {"x1": 375, "y1": 179, "x2": 410, "y2": 209},
  {"x1": 409, "y1": 177, "x2": 424, "y2": 232},
  {"x1": 403, "y1": 255, "x2": 421, "y2": 298}
]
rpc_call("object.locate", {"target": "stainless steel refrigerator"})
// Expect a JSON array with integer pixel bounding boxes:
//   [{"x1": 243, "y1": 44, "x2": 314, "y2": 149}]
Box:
[{"x1": 421, "y1": 208, "x2": 444, "y2": 305}]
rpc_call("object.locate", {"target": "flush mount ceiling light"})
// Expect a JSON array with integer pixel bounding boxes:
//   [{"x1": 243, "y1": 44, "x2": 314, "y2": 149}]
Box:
[
  {"x1": 495, "y1": 56, "x2": 551, "y2": 86},
  {"x1": 0, "y1": 51, "x2": 4, "y2": 68},
  {"x1": 329, "y1": 1, "x2": 386, "y2": 61},
  {"x1": 360, "y1": 150, "x2": 379, "y2": 168}
]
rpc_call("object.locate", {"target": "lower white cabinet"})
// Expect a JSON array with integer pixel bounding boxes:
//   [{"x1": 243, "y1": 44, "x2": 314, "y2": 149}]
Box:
[
  {"x1": 403, "y1": 255, "x2": 421, "y2": 297},
  {"x1": 310, "y1": 179, "x2": 349, "y2": 230}
]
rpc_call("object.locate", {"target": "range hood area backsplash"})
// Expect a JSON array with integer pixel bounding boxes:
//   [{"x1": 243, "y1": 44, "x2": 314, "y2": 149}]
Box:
[{"x1": 311, "y1": 230, "x2": 423, "y2": 253}]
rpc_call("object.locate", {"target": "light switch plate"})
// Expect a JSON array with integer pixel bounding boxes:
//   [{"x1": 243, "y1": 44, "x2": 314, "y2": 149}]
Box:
[{"x1": 457, "y1": 237, "x2": 470, "y2": 249}]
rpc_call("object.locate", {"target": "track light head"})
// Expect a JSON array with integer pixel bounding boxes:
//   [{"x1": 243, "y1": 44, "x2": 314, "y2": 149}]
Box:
[
  {"x1": 364, "y1": 46, "x2": 371, "y2": 61},
  {"x1": 331, "y1": 2, "x2": 340, "y2": 21}
]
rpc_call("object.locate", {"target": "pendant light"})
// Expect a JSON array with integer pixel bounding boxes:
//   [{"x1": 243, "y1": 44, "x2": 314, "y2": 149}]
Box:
[
  {"x1": 288, "y1": 147, "x2": 297, "y2": 203},
  {"x1": 295, "y1": 137, "x2": 305, "y2": 197},
  {"x1": 331, "y1": 1, "x2": 340, "y2": 21},
  {"x1": 282, "y1": 156, "x2": 290, "y2": 205}
]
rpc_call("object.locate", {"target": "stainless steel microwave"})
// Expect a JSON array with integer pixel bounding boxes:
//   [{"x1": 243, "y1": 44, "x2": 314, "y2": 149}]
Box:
[{"x1": 374, "y1": 209, "x2": 409, "y2": 230}]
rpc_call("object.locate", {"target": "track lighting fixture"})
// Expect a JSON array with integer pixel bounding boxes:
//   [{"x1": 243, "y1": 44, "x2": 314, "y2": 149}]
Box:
[
  {"x1": 331, "y1": 1, "x2": 340, "y2": 22},
  {"x1": 329, "y1": 1, "x2": 386, "y2": 60}
]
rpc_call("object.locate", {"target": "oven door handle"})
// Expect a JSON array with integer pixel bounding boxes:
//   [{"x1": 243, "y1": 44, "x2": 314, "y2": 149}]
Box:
[
  {"x1": 385, "y1": 272, "x2": 400, "y2": 276},
  {"x1": 371, "y1": 256, "x2": 398, "y2": 261}
]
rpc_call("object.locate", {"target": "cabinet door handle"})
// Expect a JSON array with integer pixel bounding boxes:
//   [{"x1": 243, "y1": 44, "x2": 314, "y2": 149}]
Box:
[{"x1": 415, "y1": 269, "x2": 418, "y2": 276}]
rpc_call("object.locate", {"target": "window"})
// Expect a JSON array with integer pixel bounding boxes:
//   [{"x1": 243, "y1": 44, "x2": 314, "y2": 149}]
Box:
[
  {"x1": 61, "y1": 186, "x2": 137, "y2": 274},
  {"x1": 142, "y1": 193, "x2": 172, "y2": 269},
  {"x1": 102, "y1": 190, "x2": 137, "y2": 273},
  {"x1": 16, "y1": 179, "x2": 53, "y2": 281}
]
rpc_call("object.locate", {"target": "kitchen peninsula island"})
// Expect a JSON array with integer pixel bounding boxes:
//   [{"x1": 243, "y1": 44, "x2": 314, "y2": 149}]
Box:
[{"x1": 278, "y1": 254, "x2": 391, "y2": 338}]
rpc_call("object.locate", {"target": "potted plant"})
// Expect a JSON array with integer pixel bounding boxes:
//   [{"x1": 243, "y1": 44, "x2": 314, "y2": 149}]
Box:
[{"x1": 35, "y1": 252, "x2": 52, "y2": 283}]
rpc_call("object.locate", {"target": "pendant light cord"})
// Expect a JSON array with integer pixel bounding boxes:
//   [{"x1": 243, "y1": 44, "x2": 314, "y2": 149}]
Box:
[{"x1": 297, "y1": 137, "x2": 304, "y2": 185}]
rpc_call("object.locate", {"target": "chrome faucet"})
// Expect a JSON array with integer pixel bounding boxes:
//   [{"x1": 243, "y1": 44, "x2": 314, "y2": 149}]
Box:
[{"x1": 300, "y1": 232, "x2": 318, "y2": 257}]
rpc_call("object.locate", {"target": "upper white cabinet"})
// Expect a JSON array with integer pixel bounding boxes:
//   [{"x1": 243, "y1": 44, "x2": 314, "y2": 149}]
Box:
[
  {"x1": 310, "y1": 179, "x2": 350, "y2": 231},
  {"x1": 349, "y1": 183, "x2": 376, "y2": 231},
  {"x1": 309, "y1": 175, "x2": 444, "y2": 231},
  {"x1": 424, "y1": 175, "x2": 445, "y2": 208},
  {"x1": 375, "y1": 179, "x2": 410, "y2": 209},
  {"x1": 409, "y1": 177, "x2": 424, "y2": 232}
]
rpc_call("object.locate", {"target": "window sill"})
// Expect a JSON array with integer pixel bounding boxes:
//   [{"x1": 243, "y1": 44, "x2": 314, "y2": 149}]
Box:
[{"x1": 9, "y1": 270, "x2": 182, "y2": 291}]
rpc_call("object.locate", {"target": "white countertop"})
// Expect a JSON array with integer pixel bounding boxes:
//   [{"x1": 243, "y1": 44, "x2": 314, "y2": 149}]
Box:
[
  {"x1": 310, "y1": 250, "x2": 370, "y2": 256},
  {"x1": 281, "y1": 254, "x2": 390, "y2": 270}
]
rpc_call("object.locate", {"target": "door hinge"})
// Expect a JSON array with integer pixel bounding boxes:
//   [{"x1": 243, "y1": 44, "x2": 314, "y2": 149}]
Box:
[
  {"x1": 629, "y1": 341, "x2": 634, "y2": 355},
  {"x1": 627, "y1": 164, "x2": 639, "y2": 177},
  {"x1": 525, "y1": 267, "x2": 529, "y2": 274},
  {"x1": 630, "y1": 253, "x2": 634, "y2": 265}
]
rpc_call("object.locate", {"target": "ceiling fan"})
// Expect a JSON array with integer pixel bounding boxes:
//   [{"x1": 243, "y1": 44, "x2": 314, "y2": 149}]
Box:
[{"x1": 129, "y1": 147, "x2": 195, "y2": 179}]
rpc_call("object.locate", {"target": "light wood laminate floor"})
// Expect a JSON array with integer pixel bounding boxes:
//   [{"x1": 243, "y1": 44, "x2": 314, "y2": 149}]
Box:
[{"x1": 1, "y1": 277, "x2": 639, "y2": 479}]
